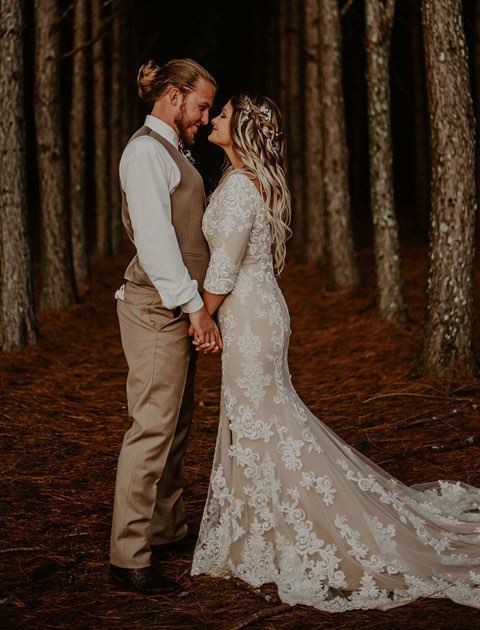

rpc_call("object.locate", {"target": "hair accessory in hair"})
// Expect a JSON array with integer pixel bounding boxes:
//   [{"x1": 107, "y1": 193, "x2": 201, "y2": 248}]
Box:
[
  {"x1": 274, "y1": 131, "x2": 284, "y2": 140},
  {"x1": 260, "y1": 103, "x2": 272, "y2": 122}
]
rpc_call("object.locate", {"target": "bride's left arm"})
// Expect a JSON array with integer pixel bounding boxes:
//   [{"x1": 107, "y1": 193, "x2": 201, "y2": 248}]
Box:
[
  {"x1": 189, "y1": 173, "x2": 256, "y2": 346},
  {"x1": 202, "y1": 290, "x2": 226, "y2": 316}
]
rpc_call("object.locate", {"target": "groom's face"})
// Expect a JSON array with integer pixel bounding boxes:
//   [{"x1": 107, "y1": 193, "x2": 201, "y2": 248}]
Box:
[{"x1": 174, "y1": 78, "x2": 216, "y2": 147}]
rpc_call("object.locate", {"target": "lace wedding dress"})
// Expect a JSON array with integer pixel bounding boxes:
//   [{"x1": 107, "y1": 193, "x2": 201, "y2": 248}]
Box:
[{"x1": 190, "y1": 170, "x2": 480, "y2": 611}]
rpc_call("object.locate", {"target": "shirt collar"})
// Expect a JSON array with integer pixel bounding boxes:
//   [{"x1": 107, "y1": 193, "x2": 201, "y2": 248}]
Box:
[{"x1": 144, "y1": 115, "x2": 179, "y2": 149}]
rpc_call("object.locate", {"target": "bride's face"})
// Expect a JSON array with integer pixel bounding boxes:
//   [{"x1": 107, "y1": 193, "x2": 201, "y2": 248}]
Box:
[{"x1": 209, "y1": 101, "x2": 233, "y2": 148}]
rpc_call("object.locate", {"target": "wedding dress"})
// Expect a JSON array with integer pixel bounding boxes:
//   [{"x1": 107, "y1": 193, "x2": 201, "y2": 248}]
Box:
[{"x1": 190, "y1": 170, "x2": 480, "y2": 611}]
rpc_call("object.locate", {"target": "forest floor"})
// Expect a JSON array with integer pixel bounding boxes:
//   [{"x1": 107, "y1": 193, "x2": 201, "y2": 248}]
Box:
[{"x1": 1, "y1": 243, "x2": 480, "y2": 629}]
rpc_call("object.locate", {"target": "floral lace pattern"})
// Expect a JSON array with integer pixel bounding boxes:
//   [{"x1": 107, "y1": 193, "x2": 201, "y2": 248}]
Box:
[{"x1": 191, "y1": 170, "x2": 480, "y2": 612}]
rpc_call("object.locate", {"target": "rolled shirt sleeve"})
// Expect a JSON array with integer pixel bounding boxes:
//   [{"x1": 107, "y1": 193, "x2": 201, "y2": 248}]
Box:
[{"x1": 120, "y1": 137, "x2": 204, "y2": 313}]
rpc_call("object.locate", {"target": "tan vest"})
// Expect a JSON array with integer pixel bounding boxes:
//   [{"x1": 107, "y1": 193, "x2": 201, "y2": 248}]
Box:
[{"x1": 121, "y1": 126, "x2": 210, "y2": 299}]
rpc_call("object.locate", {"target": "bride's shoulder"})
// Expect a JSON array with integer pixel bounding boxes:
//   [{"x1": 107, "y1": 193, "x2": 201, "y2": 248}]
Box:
[{"x1": 221, "y1": 170, "x2": 256, "y2": 193}]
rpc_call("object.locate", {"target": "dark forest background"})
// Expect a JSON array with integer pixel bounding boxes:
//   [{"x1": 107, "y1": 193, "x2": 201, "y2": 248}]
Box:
[
  {"x1": 3, "y1": 2, "x2": 480, "y2": 626},
  {"x1": 22, "y1": 0, "x2": 473, "y2": 252},
  {"x1": 2, "y1": 0, "x2": 480, "y2": 375},
  {"x1": 18, "y1": 0, "x2": 477, "y2": 237}
]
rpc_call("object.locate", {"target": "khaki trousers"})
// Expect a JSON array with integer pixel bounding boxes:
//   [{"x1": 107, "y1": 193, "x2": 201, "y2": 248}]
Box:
[{"x1": 110, "y1": 281, "x2": 196, "y2": 568}]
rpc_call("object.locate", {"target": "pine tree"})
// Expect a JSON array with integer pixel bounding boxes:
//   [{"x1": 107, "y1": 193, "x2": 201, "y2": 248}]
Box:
[
  {"x1": 417, "y1": 0, "x2": 478, "y2": 376},
  {"x1": 70, "y1": 0, "x2": 90, "y2": 287},
  {"x1": 35, "y1": 0, "x2": 77, "y2": 310},
  {"x1": 91, "y1": 0, "x2": 110, "y2": 256},
  {"x1": 319, "y1": 0, "x2": 360, "y2": 289},
  {"x1": 365, "y1": 0, "x2": 406, "y2": 322},
  {"x1": 304, "y1": 0, "x2": 326, "y2": 264},
  {"x1": 0, "y1": 0, "x2": 37, "y2": 349}
]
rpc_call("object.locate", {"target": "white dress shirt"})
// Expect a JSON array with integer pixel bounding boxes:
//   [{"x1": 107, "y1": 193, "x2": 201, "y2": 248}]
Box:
[{"x1": 119, "y1": 114, "x2": 204, "y2": 313}]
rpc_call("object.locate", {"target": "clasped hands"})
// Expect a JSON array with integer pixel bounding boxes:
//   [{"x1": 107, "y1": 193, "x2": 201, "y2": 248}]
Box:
[{"x1": 188, "y1": 306, "x2": 222, "y2": 354}]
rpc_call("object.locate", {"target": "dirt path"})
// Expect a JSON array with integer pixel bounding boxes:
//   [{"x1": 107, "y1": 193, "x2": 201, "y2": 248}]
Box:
[{"x1": 1, "y1": 245, "x2": 480, "y2": 628}]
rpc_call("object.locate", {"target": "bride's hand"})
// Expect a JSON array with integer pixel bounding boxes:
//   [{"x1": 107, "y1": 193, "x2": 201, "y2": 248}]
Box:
[{"x1": 192, "y1": 327, "x2": 221, "y2": 353}]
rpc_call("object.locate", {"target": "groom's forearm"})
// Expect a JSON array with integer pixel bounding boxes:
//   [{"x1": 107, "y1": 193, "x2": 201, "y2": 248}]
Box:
[{"x1": 202, "y1": 290, "x2": 226, "y2": 316}]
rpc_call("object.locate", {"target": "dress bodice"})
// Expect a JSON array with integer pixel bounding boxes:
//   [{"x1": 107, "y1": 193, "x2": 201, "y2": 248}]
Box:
[{"x1": 202, "y1": 171, "x2": 275, "y2": 296}]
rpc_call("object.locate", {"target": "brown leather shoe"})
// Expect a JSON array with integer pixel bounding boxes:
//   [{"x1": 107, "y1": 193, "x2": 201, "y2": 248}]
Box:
[
  {"x1": 109, "y1": 563, "x2": 181, "y2": 594},
  {"x1": 151, "y1": 532, "x2": 197, "y2": 561}
]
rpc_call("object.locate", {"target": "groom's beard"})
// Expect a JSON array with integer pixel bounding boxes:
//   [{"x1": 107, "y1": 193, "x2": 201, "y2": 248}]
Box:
[{"x1": 174, "y1": 101, "x2": 198, "y2": 148}]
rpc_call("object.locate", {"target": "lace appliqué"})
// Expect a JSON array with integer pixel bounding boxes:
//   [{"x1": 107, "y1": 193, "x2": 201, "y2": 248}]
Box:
[{"x1": 192, "y1": 169, "x2": 480, "y2": 613}]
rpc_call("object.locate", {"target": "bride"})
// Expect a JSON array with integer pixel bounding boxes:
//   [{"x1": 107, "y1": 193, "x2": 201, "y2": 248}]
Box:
[{"x1": 189, "y1": 94, "x2": 480, "y2": 611}]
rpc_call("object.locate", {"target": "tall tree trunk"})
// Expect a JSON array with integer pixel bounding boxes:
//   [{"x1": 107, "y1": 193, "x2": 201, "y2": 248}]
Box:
[
  {"x1": 365, "y1": 0, "x2": 406, "y2": 322},
  {"x1": 304, "y1": 0, "x2": 326, "y2": 264},
  {"x1": 110, "y1": 0, "x2": 122, "y2": 255},
  {"x1": 0, "y1": 0, "x2": 37, "y2": 349},
  {"x1": 287, "y1": 0, "x2": 305, "y2": 251},
  {"x1": 120, "y1": 1, "x2": 131, "y2": 145},
  {"x1": 319, "y1": 0, "x2": 360, "y2": 289},
  {"x1": 417, "y1": 0, "x2": 477, "y2": 376},
  {"x1": 350, "y1": 13, "x2": 365, "y2": 210},
  {"x1": 265, "y1": 0, "x2": 278, "y2": 100},
  {"x1": 70, "y1": 0, "x2": 90, "y2": 287},
  {"x1": 35, "y1": 0, "x2": 77, "y2": 310},
  {"x1": 278, "y1": 0, "x2": 289, "y2": 135},
  {"x1": 277, "y1": 0, "x2": 292, "y2": 255},
  {"x1": 410, "y1": 0, "x2": 429, "y2": 237},
  {"x1": 473, "y1": 0, "x2": 480, "y2": 236},
  {"x1": 91, "y1": 0, "x2": 110, "y2": 256},
  {"x1": 252, "y1": 1, "x2": 264, "y2": 92},
  {"x1": 130, "y1": 10, "x2": 141, "y2": 131}
]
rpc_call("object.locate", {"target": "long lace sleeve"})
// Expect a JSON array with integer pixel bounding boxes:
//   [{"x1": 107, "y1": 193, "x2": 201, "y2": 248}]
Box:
[{"x1": 203, "y1": 173, "x2": 257, "y2": 295}]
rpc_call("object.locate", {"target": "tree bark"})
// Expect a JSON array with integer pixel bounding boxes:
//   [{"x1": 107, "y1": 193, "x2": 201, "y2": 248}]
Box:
[
  {"x1": 473, "y1": 0, "x2": 480, "y2": 236},
  {"x1": 319, "y1": 0, "x2": 360, "y2": 289},
  {"x1": 110, "y1": 0, "x2": 122, "y2": 255},
  {"x1": 252, "y1": 0, "x2": 264, "y2": 92},
  {"x1": 0, "y1": 0, "x2": 37, "y2": 349},
  {"x1": 91, "y1": 0, "x2": 110, "y2": 256},
  {"x1": 365, "y1": 0, "x2": 406, "y2": 322},
  {"x1": 349, "y1": 12, "x2": 366, "y2": 210},
  {"x1": 70, "y1": 0, "x2": 90, "y2": 287},
  {"x1": 417, "y1": 0, "x2": 478, "y2": 376},
  {"x1": 120, "y1": 1, "x2": 131, "y2": 145},
  {"x1": 278, "y1": 0, "x2": 289, "y2": 136},
  {"x1": 265, "y1": 0, "x2": 278, "y2": 100},
  {"x1": 304, "y1": 0, "x2": 326, "y2": 264},
  {"x1": 410, "y1": 0, "x2": 429, "y2": 237},
  {"x1": 35, "y1": 0, "x2": 77, "y2": 310},
  {"x1": 287, "y1": 0, "x2": 305, "y2": 251}
]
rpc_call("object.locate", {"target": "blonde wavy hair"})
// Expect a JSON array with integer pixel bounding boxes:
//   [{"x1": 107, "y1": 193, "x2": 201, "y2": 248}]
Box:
[{"x1": 217, "y1": 94, "x2": 291, "y2": 275}]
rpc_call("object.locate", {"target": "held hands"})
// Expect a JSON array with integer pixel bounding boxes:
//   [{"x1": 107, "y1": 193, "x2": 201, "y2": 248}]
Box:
[{"x1": 188, "y1": 306, "x2": 222, "y2": 354}]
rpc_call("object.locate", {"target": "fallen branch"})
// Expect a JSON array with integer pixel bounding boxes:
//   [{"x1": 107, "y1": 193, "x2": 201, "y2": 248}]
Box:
[
  {"x1": 432, "y1": 435, "x2": 480, "y2": 452},
  {"x1": 403, "y1": 417, "x2": 437, "y2": 429},
  {"x1": 230, "y1": 604, "x2": 292, "y2": 630},
  {"x1": 232, "y1": 578, "x2": 280, "y2": 604},
  {"x1": 363, "y1": 392, "x2": 472, "y2": 404},
  {"x1": 0, "y1": 546, "x2": 41, "y2": 555}
]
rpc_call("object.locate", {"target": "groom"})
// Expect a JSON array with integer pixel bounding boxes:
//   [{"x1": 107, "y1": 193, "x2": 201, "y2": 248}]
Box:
[{"x1": 109, "y1": 58, "x2": 221, "y2": 593}]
